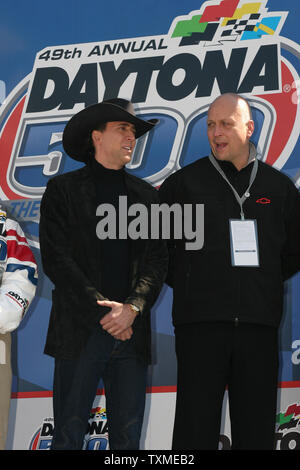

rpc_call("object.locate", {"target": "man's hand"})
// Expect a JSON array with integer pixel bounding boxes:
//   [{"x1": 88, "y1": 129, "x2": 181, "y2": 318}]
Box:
[
  {"x1": 97, "y1": 300, "x2": 138, "y2": 339},
  {"x1": 114, "y1": 326, "x2": 133, "y2": 341}
]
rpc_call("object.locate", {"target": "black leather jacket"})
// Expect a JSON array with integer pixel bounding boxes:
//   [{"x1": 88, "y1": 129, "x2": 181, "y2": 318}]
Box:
[{"x1": 39, "y1": 163, "x2": 168, "y2": 363}]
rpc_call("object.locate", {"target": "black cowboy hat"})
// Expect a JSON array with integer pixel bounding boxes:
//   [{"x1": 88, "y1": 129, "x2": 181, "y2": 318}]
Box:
[{"x1": 62, "y1": 98, "x2": 159, "y2": 162}]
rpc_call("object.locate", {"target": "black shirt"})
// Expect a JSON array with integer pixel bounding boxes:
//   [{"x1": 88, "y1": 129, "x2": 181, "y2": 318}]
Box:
[{"x1": 91, "y1": 158, "x2": 131, "y2": 302}]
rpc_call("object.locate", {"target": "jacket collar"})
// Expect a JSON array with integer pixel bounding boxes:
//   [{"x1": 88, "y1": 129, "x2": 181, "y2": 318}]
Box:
[{"x1": 210, "y1": 141, "x2": 258, "y2": 174}]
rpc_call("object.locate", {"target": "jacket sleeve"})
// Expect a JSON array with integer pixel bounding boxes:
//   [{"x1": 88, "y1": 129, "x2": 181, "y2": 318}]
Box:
[
  {"x1": 281, "y1": 181, "x2": 300, "y2": 281},
  {"x1": 0, "y1": 216, "x2": 38, "y2": 334},
  {"x1": 39, "y1": 178, "x2": 109, "y2": 322},
  {"x1": 125, "y1": 187, "x2": 169, "y2": 314}
]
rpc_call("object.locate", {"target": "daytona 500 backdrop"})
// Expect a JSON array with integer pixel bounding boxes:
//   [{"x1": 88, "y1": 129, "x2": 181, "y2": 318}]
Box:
[{"x1": 1, "y1": 0, "x2": 300, "y2": 450}]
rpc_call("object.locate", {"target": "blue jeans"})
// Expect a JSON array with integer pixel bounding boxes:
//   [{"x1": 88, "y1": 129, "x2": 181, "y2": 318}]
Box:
[{"x1": 51, "y1": 327, "x2": 147, "y2": 450}]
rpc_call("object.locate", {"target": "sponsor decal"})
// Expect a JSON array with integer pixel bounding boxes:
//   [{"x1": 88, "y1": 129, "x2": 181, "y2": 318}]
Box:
[
  {"x1": 218, "y1": 402, "x2": 300, "y2": 450},
  {"x1": 6, "y1": 290, "x2": 29, "y2": 313},
  {"x1": 256, "y1": 197, "x2": 271, "y2": 204},
  {"x1": 29, "y1": 418, "x2": 54, "y2": 450},
  {"x1": 84, "y1": 406, "x2": 109, "y2": 450},
  {"x1": 275, "y1": 403, "x2": 300, "y2": 450},
  {"x1": 0, "y1": 0, "x2": 299, "y2": 231},
  {"x1": 29, "y1": 407, "x2": 108, "y2": 450},
  {"x1": 219, "y1": 402, "x2": 300, "y2": 450}
]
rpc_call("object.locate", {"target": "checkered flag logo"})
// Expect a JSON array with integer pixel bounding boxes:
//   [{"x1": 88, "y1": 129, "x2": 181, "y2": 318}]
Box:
[
  {"x1": 221, "y1": 13, "x2": 261, "y2": 38},
  {"x1": 170, "y1": 0, "x2": 286, "y2": 46}
]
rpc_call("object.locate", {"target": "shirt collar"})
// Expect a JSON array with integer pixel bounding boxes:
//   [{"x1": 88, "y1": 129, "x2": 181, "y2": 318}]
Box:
[
  {"x1": 247, "y1": 141, "x2": 257, "y2": 165},
  {"x1": 210, "y1": 141, "x2": 258, "y2": 171}
]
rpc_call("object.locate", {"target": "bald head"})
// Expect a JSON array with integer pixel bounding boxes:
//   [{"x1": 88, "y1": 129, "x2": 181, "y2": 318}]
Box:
[
  {"x1": 209, "y1": 93, "x2": 253, "y2": 121},
  {"x1": 207, "y1": 93, "x2": 254, "y2": 170}
]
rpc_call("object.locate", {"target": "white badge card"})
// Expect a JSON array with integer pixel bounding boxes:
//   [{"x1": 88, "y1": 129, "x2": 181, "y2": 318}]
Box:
[{"x1": 229, "y1": 219, "x2": 259, "y2": 267}]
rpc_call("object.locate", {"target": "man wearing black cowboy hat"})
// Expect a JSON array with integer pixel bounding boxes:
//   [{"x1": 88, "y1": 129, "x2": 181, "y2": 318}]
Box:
[{"x1": 39, "y1": 98, "x2": 168, "y2": 450}]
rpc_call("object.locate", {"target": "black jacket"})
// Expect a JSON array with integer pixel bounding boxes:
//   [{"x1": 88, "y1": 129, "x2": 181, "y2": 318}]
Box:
[
  {"x1": 159, "y1": 155, "x2": 300, "y2": 328},
  {"x1": 39, "y1": 164, "x2": 168, "y2": 363}
]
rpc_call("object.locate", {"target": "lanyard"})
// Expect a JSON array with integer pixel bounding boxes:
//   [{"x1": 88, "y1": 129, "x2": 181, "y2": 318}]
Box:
[{"x1": 208, "y1": 153, "x2": 258, "y2": 220}]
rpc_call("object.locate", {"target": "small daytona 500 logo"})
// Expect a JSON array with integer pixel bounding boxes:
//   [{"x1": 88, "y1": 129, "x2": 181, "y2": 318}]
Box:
[
  {"x1": 29, "y1": 407, "x2": 108, "y2": 450},
  {"x1": 6, "y1": 291, "x2": 29, "y2": 313}
]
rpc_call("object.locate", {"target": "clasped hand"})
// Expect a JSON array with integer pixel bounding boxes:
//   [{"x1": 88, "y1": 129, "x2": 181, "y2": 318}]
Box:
[{"x1": 97, "y1": 300, "x2": 138, "y2": 341}]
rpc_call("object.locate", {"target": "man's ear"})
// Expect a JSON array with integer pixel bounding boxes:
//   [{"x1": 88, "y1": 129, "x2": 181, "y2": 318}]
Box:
[
  {"x1": 247, "y1": 120, "x2": 255, "y2": 138},
  {"x1": 91, "y1": 129, "x2": 102, "y2": 145}
]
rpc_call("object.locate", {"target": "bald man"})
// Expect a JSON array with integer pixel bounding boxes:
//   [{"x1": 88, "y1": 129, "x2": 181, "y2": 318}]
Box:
[{"x1": 159, "y1": 93, "x2": 300, "y2": 450}]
